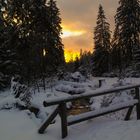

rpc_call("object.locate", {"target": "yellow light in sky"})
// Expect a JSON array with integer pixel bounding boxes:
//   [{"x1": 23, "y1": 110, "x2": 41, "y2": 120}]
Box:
[
  {"x1": 62, "y1": 30, "x2": 85, "y2": 38},
  {"x1": 61, "y1": 25, "x2": 86, "y2": 38},
  {"x1": 64, "y1": 50, "x2": 80, "y2": 63},
  {"x1": 61, "y1": 25, "x2": 85, "y2": 62}
]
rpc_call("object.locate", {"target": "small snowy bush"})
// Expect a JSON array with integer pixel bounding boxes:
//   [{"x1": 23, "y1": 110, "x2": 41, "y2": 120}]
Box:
[{"x1": 11, "y1": 76, "x2": 32, "y2": 106}]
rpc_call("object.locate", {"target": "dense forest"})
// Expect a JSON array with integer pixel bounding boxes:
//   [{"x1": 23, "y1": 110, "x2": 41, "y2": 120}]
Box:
[
  {"x1": 0, "y1": 0, "x2": 140, "y2": 90},
  {"x1": 0, "y1": 0, "x2": 64, "y2": 90}
]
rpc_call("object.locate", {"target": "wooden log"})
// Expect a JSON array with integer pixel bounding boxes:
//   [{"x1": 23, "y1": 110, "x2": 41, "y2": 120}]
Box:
[
  {"x1": 135, "y1": 87, "x2": 140, "y2": 120},
  {"x1": 59, "y1": 102, "x2": 68, "y2": 138},
  {"x1": 38, "y1": 105, "x2": 59, "y2": 134},
  {"x1": 44, "y1": 84, "x2": 140, "y2": 106},
  {"x1": 68, "y1": 100, "x2": 138, "y2": 126}
]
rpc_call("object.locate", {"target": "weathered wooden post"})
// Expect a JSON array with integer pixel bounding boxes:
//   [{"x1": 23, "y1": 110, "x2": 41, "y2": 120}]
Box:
[
  {"x1": 59, "y1": 102, "x2": 68, "y2": 138},
  {"x1": 99, "y1": 79, "x2": 105, "y2": 87},
  {"x1": 38, "y1": 105, "x2": 59, "y2": 134},
  {"x1": 135, "y1": 87, "x2": 140, "y2": 120}
]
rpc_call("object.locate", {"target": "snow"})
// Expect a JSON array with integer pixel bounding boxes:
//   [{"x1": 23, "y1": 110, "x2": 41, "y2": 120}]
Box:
[
  {"x1": 55, "y1": 83, "x2": 85, "y2": 95},
  {"x1": 71, "y1": 71, "x2": 86, "y2": 82},
  {"x1": 68, "y1": 99, "x2": 138, "y2": 124},
  {"x1": 1, "y1": 77, "x2": 140, "y2": 140},
  {"x1": 1, "y1": 110, "x2": 140, "y2": 140},
  {"x1": 0, "y1": 110, "x2": 52, "y2": 140},
  {"x1": 30, "y1": 90, "x2": 71, "y2": 121},
  {"x1": 90, "y1": 96, "x2": 103, "y2": 110},
  {"x1": 44, "y1": 83, "x2": 139, "y2": 106}
]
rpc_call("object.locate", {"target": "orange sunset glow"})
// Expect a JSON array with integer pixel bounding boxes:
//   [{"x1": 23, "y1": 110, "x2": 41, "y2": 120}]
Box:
[
  {"x1": 62, "y1": 25, "x2": 86, "y2": 38},
  {"x1": 64, "y1": 50, "x2": 80, "y2": 63},
  {"x1": 62, "y1": 25, "x2": 85, "y2": 62},
  {"x1": 57, "y1": 0, "x2": 118, "y2": 62}
]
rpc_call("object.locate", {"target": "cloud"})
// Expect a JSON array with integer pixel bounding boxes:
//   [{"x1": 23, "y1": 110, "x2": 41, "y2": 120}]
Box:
[
  {"x1": 57, "y1": 0, "x2": 119, "y2": 52},
  {"x1": 63, "y1": 34, "x2": 92, "y2": 52},
  {"x1": 61, "y1": 25, "x2": 86, "y2": 38}
]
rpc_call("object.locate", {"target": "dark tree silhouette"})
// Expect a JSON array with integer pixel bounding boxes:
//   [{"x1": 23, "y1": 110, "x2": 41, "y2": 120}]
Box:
[
  {"x1": 92, "y1": 5, "x2": 111, "y2": 76},
  {"x1": 113, "y1": 0, "x2": 140, "y2": 72}
]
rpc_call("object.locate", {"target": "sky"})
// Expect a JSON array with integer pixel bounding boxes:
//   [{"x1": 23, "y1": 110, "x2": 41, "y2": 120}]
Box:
[{"x1": 57, "y1": 0, "x2": 119, "y2": 61}]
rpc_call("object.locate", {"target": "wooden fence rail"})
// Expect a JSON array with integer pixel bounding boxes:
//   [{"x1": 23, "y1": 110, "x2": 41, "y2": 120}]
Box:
[{"x1": 39, "y1": 84, "x2": 140, "y2": 138}]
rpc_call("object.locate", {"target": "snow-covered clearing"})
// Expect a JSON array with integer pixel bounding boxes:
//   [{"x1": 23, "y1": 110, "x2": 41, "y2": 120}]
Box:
[{"x1": 1, "y1": 77, "x2": 140, "y2": 140}]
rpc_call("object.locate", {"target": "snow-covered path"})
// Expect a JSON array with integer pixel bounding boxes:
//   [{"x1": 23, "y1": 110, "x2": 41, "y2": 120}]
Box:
[{"x1": 0, "y1": 110, "x2": 140, "y2": 140}]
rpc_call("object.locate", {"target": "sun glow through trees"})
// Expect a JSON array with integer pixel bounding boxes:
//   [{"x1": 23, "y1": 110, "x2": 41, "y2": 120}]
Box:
[
  {"x1": 62, "y1": 25, "x2": 85, "y2": 62},
  {"x1": 64, "y1": 50, "x2": 80, "y2": 63}
]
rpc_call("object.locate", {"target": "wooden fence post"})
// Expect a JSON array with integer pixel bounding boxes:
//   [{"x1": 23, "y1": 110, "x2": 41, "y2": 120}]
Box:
[
  {"x1": 135, "y1": 87, "x2": 140, "y2": 120},
  {"x1": 125, "y1": 106, "x2": 134, "y2": 121},
  {"x1": 38, "y1": 105, "x2": 59, "y2": 134},
  {"x1": 59, "y1": 102, "x2": 68, "y2": 138}
]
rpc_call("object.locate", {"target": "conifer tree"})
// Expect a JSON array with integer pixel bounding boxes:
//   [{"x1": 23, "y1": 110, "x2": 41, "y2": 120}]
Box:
[
  {"x1": 79, "y1": 51, "x2": 93, "y2": 76},
  {"x1": 0, "y1": 2, "x2": 6, "y2": 89},
  {"x1": 92, "y1": 5, "x2": 111, "y2": 76},
  {"x1": 114, "y1": 0, "x2": 140, "y2": 71},
  {"x1": 0, "y1": 1, "x2": 18, "y2": 89},
  {"x1": 46, "y1": 0, "x2": 65, "y2": 74},
  {"x1": 111, "y1": 27, "x2": 122, "y2": 71},
  {"x1": 4, "y1": 0, "x2": 38, "y2": 83},
  {"x1": 0, "y1": 0, "x2": 48, "y2": 85},
  {"x1": 0, "y1": 0, "x2": 65, "y2": 89}
]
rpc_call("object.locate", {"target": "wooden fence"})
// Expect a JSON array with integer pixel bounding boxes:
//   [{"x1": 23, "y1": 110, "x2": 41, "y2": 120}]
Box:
[{"x1": 38, "y1": 84, "x2": 140, "y2": 138}]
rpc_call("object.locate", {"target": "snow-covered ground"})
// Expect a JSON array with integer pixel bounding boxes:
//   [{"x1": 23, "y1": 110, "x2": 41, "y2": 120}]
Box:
[
  {"x1": 0, "y1": 110, "x2": 140, "y2": 140},
  {"x1": 1, "y1": 77, "x2": 140, "y2": 140}
]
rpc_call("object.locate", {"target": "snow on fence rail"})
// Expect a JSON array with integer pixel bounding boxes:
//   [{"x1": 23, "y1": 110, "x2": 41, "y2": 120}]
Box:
[
  {"x1": 43, "y1": 84, "x2": 140, "y2": 106},
  {"x1": 39, "y1": 84, "x2": 140, "y2": 138}
]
